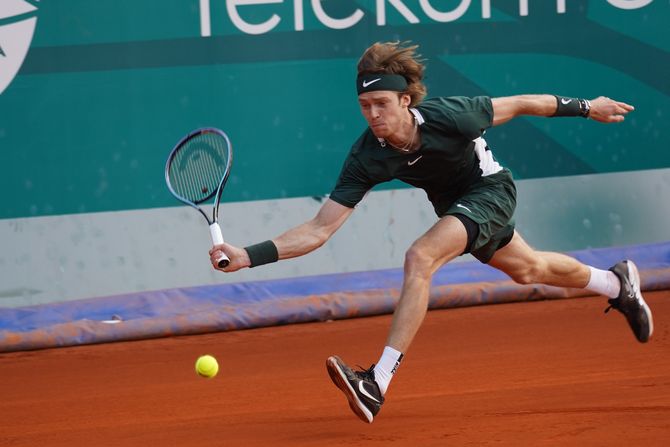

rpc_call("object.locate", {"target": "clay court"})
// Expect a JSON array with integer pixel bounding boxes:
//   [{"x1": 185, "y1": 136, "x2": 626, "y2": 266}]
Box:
[
  {"x1": 1, "y1": 291, "x2": 668, "y2": 446},
  {"x1": 2, "y1": 2, "x2": 668, "y2": 447}
]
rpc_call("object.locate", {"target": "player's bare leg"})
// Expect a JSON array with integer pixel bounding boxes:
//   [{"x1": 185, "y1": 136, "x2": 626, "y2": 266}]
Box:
[
  {"x1": 327, "y1": 216, "x2": 468, "y2": 423},
  {"x1": 487, "y1": 231, "x2": 590, "y2": 288},
  {"x1": 488, "y1": 231, "x2": 653, "y2": 342},
  {"x1": 386, "y1": 215, "x2": 469, "y2": 352}
]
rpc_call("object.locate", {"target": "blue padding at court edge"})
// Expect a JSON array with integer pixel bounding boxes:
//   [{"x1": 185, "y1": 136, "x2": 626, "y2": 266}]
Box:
[{"x1": 0, "y1": 241, "x2": 669, "y2": 352}]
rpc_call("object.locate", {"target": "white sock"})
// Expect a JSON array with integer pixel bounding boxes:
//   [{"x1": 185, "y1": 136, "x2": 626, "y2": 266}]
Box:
[
  {"x1": 373, "y1": 346, "x2": 404, "y2": 395},
  {"x1": 586, "y1": 266, "x2": 621, "y2": 298}
]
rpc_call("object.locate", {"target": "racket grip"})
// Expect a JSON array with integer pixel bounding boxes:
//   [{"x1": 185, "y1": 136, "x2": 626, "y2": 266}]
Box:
[{"x1": 209, "y1": 223, "x2": 230, "y2": 268}]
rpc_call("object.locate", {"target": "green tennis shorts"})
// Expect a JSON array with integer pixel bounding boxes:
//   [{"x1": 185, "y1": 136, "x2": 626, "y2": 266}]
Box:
[{"x1": 443, "y1": 169, "x2": 517, "y2": 263}]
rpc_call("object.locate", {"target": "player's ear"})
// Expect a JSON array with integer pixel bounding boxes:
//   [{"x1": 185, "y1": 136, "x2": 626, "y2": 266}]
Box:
[{"x1": 400, "y1": 93, "x2": 411, "y2": 108}]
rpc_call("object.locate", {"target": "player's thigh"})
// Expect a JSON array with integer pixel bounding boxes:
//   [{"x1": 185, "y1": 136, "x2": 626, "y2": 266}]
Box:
[
  {"x1": 411, "y1": 215, "x2": 469, "y2": 262},
  {"x1": 487, "y1": 230, "x2": 539, "y2": 273}
]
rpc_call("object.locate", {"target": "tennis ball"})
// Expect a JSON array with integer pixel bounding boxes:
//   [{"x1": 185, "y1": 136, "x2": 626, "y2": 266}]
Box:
[{"x1": 195, "y1": 354, "x2": 219, "y2": 378}]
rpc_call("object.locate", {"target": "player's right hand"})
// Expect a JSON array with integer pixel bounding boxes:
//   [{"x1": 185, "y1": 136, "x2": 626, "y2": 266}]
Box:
[{"x1": 209, "y1": 243, "x2": 250, "y2": 272}]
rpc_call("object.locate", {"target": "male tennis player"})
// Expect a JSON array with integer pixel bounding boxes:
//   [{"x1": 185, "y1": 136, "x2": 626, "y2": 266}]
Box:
[{"x1": 209, "y1": 42, "x2": 653, "y2": 424}]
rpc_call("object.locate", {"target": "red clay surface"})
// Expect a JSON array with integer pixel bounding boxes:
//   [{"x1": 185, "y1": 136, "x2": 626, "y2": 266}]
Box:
[{"x1": 1, "y1": 291, "x2": 669, "y2": 446}]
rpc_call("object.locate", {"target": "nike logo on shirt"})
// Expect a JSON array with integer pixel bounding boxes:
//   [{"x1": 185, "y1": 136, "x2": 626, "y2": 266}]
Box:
[
  {"x1": 408, "y1": 155, "x2": 423, "y2": 166},
  {"x1": 456, "y1": 203, "x2": 472, "y2": 213},
  {"x1": 362, "y1": 78, "x2": 381, "y2": 88}
]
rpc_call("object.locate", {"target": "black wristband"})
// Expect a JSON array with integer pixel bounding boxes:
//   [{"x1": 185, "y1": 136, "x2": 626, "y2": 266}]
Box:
[
  {"x1": 244, "y1": 240, "x2": 279, "y2": 268},
  {"x1": 553, "y1": 96, "x2": 590, "y2": 118},
  {"x1": 579, "y1": 98, "x2": 591, "y2": 118}
]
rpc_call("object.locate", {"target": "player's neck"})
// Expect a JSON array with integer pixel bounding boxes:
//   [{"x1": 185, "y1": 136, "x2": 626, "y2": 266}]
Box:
[{"x1": 386, "y1": 111, "x2": 419, "y2": 152}]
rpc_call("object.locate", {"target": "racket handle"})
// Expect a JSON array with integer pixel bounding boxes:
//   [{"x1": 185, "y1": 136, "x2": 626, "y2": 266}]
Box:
[{"x1": 209, "y1": 223, "x2": 230, "y2": 268}]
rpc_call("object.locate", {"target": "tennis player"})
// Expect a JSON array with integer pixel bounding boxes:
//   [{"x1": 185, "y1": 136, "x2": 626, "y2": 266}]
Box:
[{"x1": 209, "y1": 41, "x2": 653, "y2": 424}]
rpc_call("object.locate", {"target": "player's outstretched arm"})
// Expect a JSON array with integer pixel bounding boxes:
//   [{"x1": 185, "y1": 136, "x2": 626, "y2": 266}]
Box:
[
  {"x1": 209, "y1": 198, "x2": 354, "y2": 272},
  {"x1": 491, "y1": 94, "x2": 634, "y2": 126},
  {"x1": 273, "y1": 198, "x2": 354, "y2": 260}
]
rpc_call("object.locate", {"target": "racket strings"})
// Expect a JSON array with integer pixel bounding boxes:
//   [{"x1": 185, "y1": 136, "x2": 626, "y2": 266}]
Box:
[{"x1": 168, "y1": 132, "x2": 230, "y2": 203}]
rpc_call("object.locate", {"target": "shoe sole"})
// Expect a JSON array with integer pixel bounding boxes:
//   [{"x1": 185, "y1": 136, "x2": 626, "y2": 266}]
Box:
[
  {"x1": 326, "y1": 356, "x2": 374, "y2": 423},
  {"x1": 628, "y1": 261, "x2": 654, "y2": 341}
]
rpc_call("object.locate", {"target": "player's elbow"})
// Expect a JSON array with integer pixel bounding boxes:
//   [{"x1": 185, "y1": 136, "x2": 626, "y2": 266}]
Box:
[
  {"x1": 318, "y1": 225, "x2": 339, "y2": 246},
  {"x1": 308, "y1": 221, "x2": 336, "y2": 249}
]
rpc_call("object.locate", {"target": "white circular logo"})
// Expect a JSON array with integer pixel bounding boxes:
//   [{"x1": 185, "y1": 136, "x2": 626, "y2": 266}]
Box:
[
  {"x1": 606, "y1": 0, "x2": 654, "y2": 9},
  {"x1": 0, "y1": 0, "x2": 39, "y2": 95}
]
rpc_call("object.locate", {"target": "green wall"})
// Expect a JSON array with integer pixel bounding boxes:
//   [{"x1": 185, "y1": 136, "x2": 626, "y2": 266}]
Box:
[{"x1": 1, "y1": 0, "x2": 668, "y2": 219}]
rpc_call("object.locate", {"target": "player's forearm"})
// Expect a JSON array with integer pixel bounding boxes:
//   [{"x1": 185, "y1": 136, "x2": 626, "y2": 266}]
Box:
[
  {"x1": 242, "y1": 199, "x2": 352, "y2": 268},
  {"x1": 517, "y1": 94, "x2": 559, "y2": 116},
  {"x1": 491, "y1": 95, "x2": 556, "y2": 125},
  {"x1": 273, "y1": 198, "x2": 353, "y2": 260},
  {"x1": 492, "y1": 94, "x2": 593, "y2": 125},
  {"x1": 273, "y1": 220, "x2": 330, "y2": 260}
]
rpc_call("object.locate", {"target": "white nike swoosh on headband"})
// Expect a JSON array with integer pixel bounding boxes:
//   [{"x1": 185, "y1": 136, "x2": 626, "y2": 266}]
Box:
[
  {"x1": 362, "y1": 78, "x2": 381, "y2": 88},
  {"x1": 358, "y1": 381, "x2": 380, "y2": 403}
]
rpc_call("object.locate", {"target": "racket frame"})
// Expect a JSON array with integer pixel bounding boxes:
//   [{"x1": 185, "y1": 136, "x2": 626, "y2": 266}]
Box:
[{"x1": 165, "y1": 127, "x2": 233, "y2": 267}]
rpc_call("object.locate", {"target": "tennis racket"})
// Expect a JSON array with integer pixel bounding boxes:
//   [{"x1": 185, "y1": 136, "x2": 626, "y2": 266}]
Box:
[{"x1": 165, "y1": 127, "x2": 233, "y2": 268}]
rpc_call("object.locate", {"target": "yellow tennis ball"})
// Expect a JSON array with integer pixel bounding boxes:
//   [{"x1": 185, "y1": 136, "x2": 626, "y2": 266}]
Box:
[{"x1": 195, "y1": 354, "x2": 219, "y2": 378}]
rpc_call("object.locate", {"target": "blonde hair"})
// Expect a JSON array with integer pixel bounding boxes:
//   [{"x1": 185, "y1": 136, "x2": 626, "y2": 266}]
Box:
[{"x1": 357, "y1": 41, "x2": 427, "y2": 107}]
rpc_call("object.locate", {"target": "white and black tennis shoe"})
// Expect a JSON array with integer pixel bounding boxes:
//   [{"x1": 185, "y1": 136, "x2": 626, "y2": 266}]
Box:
[
  {"x1": 606, "y1": 260, "x2": 653, "y2": 343},
  {"x1": 326, "y1": 356, "x2": 384, "y2": 423}
]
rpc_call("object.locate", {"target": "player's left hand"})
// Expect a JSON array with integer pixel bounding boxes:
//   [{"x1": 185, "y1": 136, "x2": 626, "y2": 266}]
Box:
[{"x1": 588, "y1": 96, "x2": 634, "y2": 123}]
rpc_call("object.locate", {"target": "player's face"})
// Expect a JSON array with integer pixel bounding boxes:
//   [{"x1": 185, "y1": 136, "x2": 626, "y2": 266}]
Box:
[{"x1": 358, "y1": 91, "x2": 411, "y2": 139}]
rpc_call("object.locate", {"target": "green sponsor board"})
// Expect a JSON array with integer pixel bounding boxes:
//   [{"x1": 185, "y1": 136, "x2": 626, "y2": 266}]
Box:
[{"x1": 1, "y1": 0, "x2": 668, "y2": 219}]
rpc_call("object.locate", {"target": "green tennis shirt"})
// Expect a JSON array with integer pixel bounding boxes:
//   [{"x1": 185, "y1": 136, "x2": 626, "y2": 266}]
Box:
[{"x1": 330, "y1": 96, "x2": 500, "y2": 216}]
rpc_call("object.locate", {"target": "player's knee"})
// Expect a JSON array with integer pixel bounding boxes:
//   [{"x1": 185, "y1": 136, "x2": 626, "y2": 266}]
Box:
[
  {"x1": 510, "y1": 270, "x2": 534, "y2": 285},
  {"x1": 404, "y1": 244, "x2": 434, "y2": 277},
  {"x1": 508, "y1": 259, "x2": 545, "y2": 285}
]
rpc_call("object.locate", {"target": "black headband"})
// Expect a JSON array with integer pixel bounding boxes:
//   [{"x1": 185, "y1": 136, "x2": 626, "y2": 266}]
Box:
[{"x1": 356, "y1": 74, "x2": 408, "y2": 95}]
